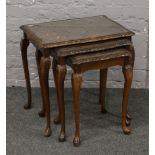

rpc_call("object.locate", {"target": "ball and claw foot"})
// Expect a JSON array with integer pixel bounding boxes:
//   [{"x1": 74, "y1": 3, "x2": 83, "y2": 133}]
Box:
[
  {"x1": 58, "y1": 132, "x2": 66, "y2": 142},
  {"x1": 73, "y1": 136, "x2": 81, "y2": 147},
  {"x1": 38, "y1": 109, "x2": 45, "y2": 117},
  {"x1": 24, "y1": 102, "x2": 31, "y2": 109},
  {"x1": 101, "y1": 108, "x2": 107, "y2": 114},
  {"x1": 44, "y1": 127, "x2": 51, "y2": 137},
  {"x1": 123, "y1": 126, "x2": 131, "y2": 135},
  {"x1": 54, "y1": 116, "x2": 61, "y2": 124}
]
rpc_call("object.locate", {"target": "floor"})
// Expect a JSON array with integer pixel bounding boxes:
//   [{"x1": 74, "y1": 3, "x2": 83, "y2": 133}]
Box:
[{"x1": 6, "y1": 87, "x2": 149, "y2": 155}]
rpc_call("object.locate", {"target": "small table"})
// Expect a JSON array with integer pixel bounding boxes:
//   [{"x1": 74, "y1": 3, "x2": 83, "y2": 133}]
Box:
[
  {"x1": 65, "y1": 47, "x2": 133, "y2": 146},
  {"x1": 20, "y1": 15, "x2": 135, "y2": 138}
]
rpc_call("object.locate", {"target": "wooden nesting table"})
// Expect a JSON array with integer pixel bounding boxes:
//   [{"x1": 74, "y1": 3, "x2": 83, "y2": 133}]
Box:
[{"x1": 20, "y1": 15, "x2": 135, "y2": 145}]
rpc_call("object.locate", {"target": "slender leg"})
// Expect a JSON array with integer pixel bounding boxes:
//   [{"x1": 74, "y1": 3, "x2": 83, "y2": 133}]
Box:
[
  {"x1": 99, "y1": 69, "x2": 108, "y2": 113},
  {"x1": 35, "y1": 50, "x2": 46, "y2": 117},
  {"x1": 122, "y1": 65, "x2": 133, "y2": 134},
  {"x1": 52, "y1": 59, "x2": 61, "y2": 124},
  {"x1": 40, "y1": 55, "x2": 51, "y2": 137},
  {"x1": 57, "y1": 64, "x2": 67, "y2": 142},
  {"x1": 20, "y1": 34, "x2": 32, "y2": 109},
  {"x1": 72, "y1": 73, "x2": 82, "y2": 146},
  {"x1": 125, "y1": 45, "x2": 135, "y2": 124}
]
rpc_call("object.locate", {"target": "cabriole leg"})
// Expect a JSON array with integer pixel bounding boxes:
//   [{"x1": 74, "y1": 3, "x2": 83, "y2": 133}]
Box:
[
  {"x1": 56, "y1": 64, "x2": 67, "y2": 142},
  {"x1": 72, "y1": 73, "x2": 82, "y2": 146},
  {"x1": 52, "y1": 59, "x2": 61, "y2": 124},
  {"x1": 122, "y1": 65, "x2": 133, "y2": 134},
  {"x1": 20, "y1": 33, "x2": 31, "y2": 109},
  {"x1": 35, "y1": 50, "x2": 46, "y2": 117},
  {"x1": 40, "y1": 53, "x2": 51, "y2": 137}
]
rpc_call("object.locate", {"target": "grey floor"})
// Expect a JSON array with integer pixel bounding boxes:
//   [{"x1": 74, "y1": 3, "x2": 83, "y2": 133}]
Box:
[{"x1": 7, "y1": 87, "x2": 149, "y2": 155}]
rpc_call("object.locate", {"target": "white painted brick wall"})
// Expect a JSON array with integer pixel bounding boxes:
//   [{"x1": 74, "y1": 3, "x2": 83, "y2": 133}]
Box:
[{"x1": 6, "y1": 0, "x2": 149, "y2": 88}]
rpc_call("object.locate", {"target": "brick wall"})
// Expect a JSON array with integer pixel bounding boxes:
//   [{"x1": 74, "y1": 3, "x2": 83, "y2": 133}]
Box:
[{"x1": 6, "y1": 0, "x2": 149, "y2": 88}]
